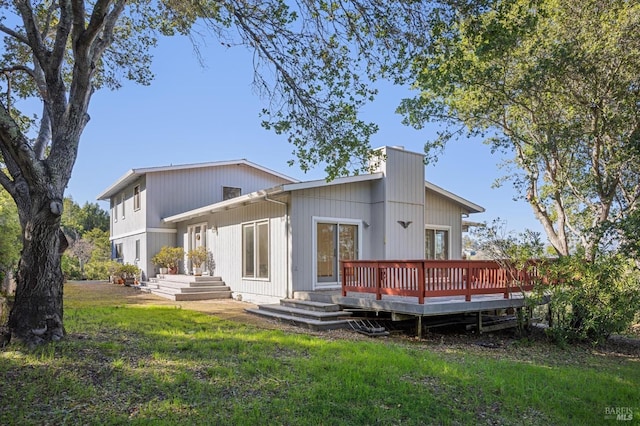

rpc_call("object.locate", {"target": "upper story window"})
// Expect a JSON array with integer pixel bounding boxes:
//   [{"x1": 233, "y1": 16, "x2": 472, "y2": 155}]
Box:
[
  {"x1": 112, "y1": 198, "x2": 117, "y2": 223},
  {"x1": 223, "y1": 186, "x2": 241, "y2": 201},
  {"x1": 133, "y1": 185, "x2": 141, "y2": 211},
  {"x1": 120, "y1": 193, "x2": 125, "y2": 220}
]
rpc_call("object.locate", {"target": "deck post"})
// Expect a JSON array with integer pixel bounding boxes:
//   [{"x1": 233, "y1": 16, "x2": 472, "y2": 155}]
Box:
[
  {"x1": 417, "y1": 315, "x2": 423, "y2": 339},
  {"x1": 341, "y1": 262, "x2": 346, "y2": 297},
  {"x1": 465, "y1": 262, "x2": 472, "y2": 302},
  {"x1": 418, "y1": 262, "x2": 425, "y2": 305},
  {"x1": 376, "y1": 262, "x2": 382, "y2": 301},
  {"x1": 477, "y1": 311, "x2": 483, "y2": 334}
]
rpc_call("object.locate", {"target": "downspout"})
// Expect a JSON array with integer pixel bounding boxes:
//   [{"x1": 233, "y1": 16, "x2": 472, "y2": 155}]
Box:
[{"x1": 264, "y1": 193, "x2": 291, "y2": 299}]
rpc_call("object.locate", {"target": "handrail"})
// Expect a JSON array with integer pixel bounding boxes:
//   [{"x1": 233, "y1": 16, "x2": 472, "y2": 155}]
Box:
[{"x1": 341, "y1": 259, "x2": 545, "y2": 304}]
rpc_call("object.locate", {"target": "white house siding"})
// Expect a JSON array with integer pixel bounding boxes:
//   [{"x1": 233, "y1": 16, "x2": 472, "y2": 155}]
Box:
[
  {"x1": 176, "y1": 197, "x2": 290, "y2": 304},
  {"x1": 424, "y1": 188, "x2": 465, "y2": 260},
  {"x1": 109, "y1": 177, "x2": 147, "y2": 271},
  {"x1": 371, "y1": 147, "x2": 426, "y2": 259},
  {"x1": 289, "y1": 181, "x2": 376, "y2": 292},
  {"x1": 146, "y1": 164, "x2": 292, "y2": 228},
  {"x1": 110, "y1": 177, "x2": 147, "y2": 238}
]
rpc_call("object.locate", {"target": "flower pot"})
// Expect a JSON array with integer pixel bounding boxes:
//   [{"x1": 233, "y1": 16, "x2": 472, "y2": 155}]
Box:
[
  {"x1": 168, "y1": 266, "x2": 178, "y2": 275},
  {"x1": 159, "y1": 267, "x2": 168, "y2": 275},
  {"x1": 193, "y1": 267, "x2": 202, "y2": 276}
]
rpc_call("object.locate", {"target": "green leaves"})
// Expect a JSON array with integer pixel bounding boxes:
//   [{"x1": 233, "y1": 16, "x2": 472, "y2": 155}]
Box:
[{"x1": 404, "y1": 0, "x2": 640, "y2": 258}]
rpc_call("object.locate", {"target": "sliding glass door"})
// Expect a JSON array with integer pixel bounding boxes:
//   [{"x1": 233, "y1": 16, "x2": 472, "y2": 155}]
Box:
[{"x1": 315, "y1": 219, "x2": 359, "y2": 286}]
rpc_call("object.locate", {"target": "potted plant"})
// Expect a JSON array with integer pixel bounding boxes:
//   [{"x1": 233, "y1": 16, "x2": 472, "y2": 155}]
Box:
[
  {"x1": 166, "y1": 247, "x2": 184, "y2": 274},
  {"x1": 117, "y1": 263, "x2": 140, "y2": 286},
  {"x1": 187, "y1": 246, "x2": 208, "y2": 276},
  {"x1": 151, "y1": 250, "x2": 169, "y2": 275},
  {"x1": 153, "y1": 246, "x2": 184, "y2": 275}
]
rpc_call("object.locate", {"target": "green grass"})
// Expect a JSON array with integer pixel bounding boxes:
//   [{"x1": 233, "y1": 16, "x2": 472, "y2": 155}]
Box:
[{"x1": 1, "y1": 285, "x2": 639, "y2": 425}]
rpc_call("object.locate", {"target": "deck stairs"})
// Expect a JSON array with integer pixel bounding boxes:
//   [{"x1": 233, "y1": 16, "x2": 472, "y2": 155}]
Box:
[
  {"x1": 144, "y1": 275, "x2": 232, "y2": 301},
  {"x1": 246, "y1": 299, "x2": 354, "y2": 331}
]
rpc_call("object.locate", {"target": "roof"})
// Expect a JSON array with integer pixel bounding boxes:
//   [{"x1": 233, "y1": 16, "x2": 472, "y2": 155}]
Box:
[
  {"x1": 96, "y1": 159, "x2": 298, "y2": 200},
  {"x1": 162, "y1": 173, "x2": 384, "y2": 223},
  {"x1": 163, "y1": 172, "x2": 485, "y2": 224},
  {"x1": 425, "y1": 181, "x2": 485, "y2": 214}
]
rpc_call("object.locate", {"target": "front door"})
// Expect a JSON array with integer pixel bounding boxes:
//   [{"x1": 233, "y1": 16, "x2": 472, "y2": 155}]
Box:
[{"x1": 187, "y1": 223, "x2": 207, "y2": 269}]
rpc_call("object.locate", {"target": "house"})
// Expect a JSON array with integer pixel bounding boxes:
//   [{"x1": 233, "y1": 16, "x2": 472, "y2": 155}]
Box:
[{"x1": 98, "y1": 146, "x2": 484, "y2": 304}]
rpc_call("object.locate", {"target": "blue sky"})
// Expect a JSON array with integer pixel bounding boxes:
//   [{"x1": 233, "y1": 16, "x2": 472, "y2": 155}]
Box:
[{"x1": 66, "y1": 34, "x2": 543, "y2": 236}]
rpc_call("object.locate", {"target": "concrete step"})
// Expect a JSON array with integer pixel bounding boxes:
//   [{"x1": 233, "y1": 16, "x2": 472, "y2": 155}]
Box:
[
  {"x1": 245, "y1": 308, "x2": 352, "y2": 331},
  {"x1": 156, "y1": 275, "x2": 223, "y2": 284},
  {"x1": 153, "y1": 285, "x2": 231, "y2": 295},
  {"x1": 150, "y1": 288, "x2": 232, "y2": 301},
  {"x1": 154, "y1": 280, "x2": 227, "y2": 290},
  {"x1": 258, "y1": 304, "x2": 351, "y2": 321},
  {"x1": 279, "y1": 299, "x2": 341, "y2": 312}
]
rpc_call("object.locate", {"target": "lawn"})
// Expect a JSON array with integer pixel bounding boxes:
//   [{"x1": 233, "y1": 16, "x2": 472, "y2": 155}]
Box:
[{"x1": 1, "y1": 282, "x2": 638, "y2": 425}]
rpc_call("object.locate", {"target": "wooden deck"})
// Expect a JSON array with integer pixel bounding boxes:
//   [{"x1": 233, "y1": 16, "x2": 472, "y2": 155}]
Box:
[{"x1": 341, "y1": 259, "x2": 544, "y2": 304}]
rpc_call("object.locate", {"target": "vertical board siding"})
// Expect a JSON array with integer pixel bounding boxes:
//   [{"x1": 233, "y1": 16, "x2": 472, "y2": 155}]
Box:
[
  {"x1": 179, "y1": 198, "x2": 289, "y2": 300},
  {"x1": 290, "y1": 181, "x2": 376, "y2": 292},
  {"x1": 425, "y1": 188, "x2": 464, "y2": 260},
  {"x1": 146, "y1": 164, "x2": 292, "y2": 227},
  {"x1": 110, "y1": 176, "x2": 146, "y2": 237},
  {"x1": 381, "y1": 147, "x2": 426, "y2": 260}
]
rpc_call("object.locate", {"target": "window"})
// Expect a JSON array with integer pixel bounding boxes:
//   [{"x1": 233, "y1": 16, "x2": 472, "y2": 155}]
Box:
[
  {"x1": 114, "y1": 243, "x2": 123, "y2": 262},
  {"x1": 223, "y1": 186, "x2": 241, "y2": 201},
  {"x1": 120, "y1": 193, "x2": 125, "y2": 220},
  {"x1": 133, "y1": 185, "x2": 141, "y2": 211},
  {"x1": 425, "y1": 228, "x2": 449, "y2": 260},
  {"x1": 135, "y1": 239, "x2": 140, "y2": 261},
  {"x1": 112, "y1": 198, "x2": 117, "y2": 223},
  {"x1": 242, "y1": 221, "x2": 269, "y2": 278}
]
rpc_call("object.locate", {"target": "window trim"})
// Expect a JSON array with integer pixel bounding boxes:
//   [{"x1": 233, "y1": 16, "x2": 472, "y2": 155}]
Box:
[
  {"x1": 312, "y1": 216, "x2": 363, "y2": 289},
  {"x1": 223, "y1": 186, "x2": 242, "y2": 201},
  {"x1": 133, "y1": 185, "x2": 141, "y2": 211},
  {"x1": 242, "y1": 220, "x2": 270, "y2": 280}
]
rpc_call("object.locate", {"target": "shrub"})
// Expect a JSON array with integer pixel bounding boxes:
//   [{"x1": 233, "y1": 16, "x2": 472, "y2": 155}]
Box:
[
  {"x1": 542, "y1": 254, "x2": 640, "y2": 344},
  {"x1": 152, "y1": 246, "x2": 184, "y2": 270}
]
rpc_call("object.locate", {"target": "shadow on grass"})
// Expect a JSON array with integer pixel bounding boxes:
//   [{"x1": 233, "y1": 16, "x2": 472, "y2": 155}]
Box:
[{"x1": 2, "y1": 303, "x2": 638, "y2": 425}]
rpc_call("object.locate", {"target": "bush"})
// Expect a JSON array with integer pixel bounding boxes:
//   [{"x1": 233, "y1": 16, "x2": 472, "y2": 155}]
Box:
[
  {"x1": 84, "y1": 261, "x2": 114, "y2": 280},
  {"x1": 61, "y1": 254, "x2": 83, "y2": 280},
  {"x1": 542, "y1": 254, "x2": 640, "y2": 344},
  {"x1": 152, "y1": 246, "x2": 184, "y2": 271}
]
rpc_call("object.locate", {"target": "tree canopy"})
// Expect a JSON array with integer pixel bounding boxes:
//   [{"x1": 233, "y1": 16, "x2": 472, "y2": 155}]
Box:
[
  {"x1": 0, "y1": 0, "x2": 432, "y2": 344},
  {"x1": 399, "y1": 0, "x2": 640, "y2": 259}
]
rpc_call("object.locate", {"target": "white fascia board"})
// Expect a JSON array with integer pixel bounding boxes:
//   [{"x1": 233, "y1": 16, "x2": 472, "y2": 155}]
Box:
[
  {"x1": 162, "y1": 187, "x2": 285, "y2": 223},
  {"x1": 425, "y1": 181, "x2": 485, "y2": 214},
  {"x1": 282, "y1": 172, "x2": 383, "y2": 192}
]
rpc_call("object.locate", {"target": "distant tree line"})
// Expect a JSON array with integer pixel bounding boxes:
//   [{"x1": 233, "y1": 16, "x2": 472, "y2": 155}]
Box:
[{"x1": 0, "y1": 191, "x2": 112, "y2": 284}]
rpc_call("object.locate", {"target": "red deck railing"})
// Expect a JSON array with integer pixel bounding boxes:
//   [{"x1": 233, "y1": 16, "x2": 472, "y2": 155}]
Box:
[{"x1": 341, "y1": 259, "x2": 544, "y2": 303}]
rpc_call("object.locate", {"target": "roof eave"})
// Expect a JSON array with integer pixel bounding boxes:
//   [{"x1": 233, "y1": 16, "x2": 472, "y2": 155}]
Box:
[{"x1": 425, "y1": 181, "x2": 485, "y2": 214}]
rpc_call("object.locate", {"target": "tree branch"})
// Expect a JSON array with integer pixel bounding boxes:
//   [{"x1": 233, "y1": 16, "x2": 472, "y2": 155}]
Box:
[{"x1": 0, "y1": 24, "x2": 29, "y2": 44}]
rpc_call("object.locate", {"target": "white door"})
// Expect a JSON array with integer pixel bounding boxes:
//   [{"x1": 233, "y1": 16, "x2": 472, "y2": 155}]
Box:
[{"x1": 187, "y1": 223, "x2": 207, "y2": 269}]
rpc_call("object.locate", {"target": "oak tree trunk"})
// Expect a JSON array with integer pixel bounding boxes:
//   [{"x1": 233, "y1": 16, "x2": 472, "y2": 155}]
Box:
[{"x1": 8, "y1": 194, "x2": 67, "y2": 346}]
